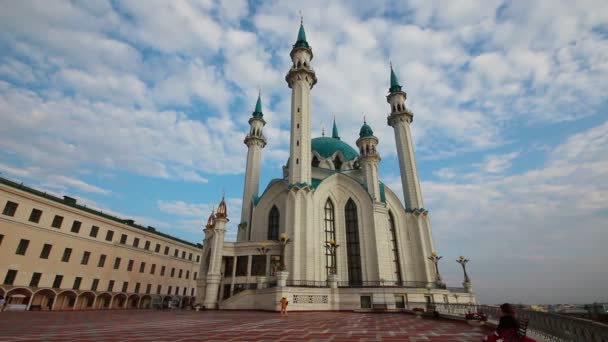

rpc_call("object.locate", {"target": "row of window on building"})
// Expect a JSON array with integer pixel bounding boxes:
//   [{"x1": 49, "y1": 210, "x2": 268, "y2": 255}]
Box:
[
  {"x1": 2, "y1": 269, "x2": 195, "y2": 297},
  {"x1": 1, "y1": 200, "x2": 200, "y2": 262},
  {"x1": 3, "y1": 235, "x2": 197, "y2": 280}
]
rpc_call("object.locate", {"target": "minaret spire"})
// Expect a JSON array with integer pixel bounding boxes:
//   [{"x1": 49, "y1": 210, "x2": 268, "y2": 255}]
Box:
[
  {"x1": 286, "y1": 20, "x2": 317, "y2": 185},
  {"x1": 240, "y1": 92, "x2": 267, "y2": 241},
  {"x1": 386, "y1": 64, "x2": 423, "y2": 209},
  {"x1": 332, "y1": 116, "x2": 340, "y2": 140}
]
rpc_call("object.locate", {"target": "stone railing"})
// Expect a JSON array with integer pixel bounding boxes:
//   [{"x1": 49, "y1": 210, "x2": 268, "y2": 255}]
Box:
[{"x1": 427, "y1": 303, "x2": 608, "y2": 342}]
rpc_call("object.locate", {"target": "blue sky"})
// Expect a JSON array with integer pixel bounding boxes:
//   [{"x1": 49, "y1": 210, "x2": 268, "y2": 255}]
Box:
[{"x1": 1, "y1": 0, "x2": 607, "y2": 304}]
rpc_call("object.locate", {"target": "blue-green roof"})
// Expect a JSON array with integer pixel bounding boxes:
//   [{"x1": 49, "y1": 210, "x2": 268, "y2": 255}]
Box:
[
  {"x1": 293, "y1": 23, "x2": 310, "y2": 49},
  {"x1": 359, "y1": 122, "x2": 374, "y2": 138},
  {"x1": 252, "y1": 93, "x2": 263, "y2": 118},
  {"x1": 332, "y1": 119, "x2": 340, "y2": 140},
  {"x1": 389, "y1": 66, "x2": 402, "y2": 93},
  {"x1": 312, "y1": 137, "x2": 358, "y2": 161}
]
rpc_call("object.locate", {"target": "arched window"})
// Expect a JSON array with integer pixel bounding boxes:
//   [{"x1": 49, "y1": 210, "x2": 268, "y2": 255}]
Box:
[
  {"x1": 324, "y1": 199, "x2": 336, "y2": 275},
  {"x1": 312, "y1": 156, "x2": 320, "y2": 168},
  {"x1": 345, "y1": 199, "x2": 362, "y2": 284},
  {"x1": 333, "y1": 156, "x2": 342, "y2": 171},
  {"x1": 388, "y1": 211, "x2": 403, "y2": 284},
  {"x1": 297, "y1": 61, "x2": 302, "y2": 68},
  {"x1": 268, "y1": 206, "x2": 279, "y2": 240}
]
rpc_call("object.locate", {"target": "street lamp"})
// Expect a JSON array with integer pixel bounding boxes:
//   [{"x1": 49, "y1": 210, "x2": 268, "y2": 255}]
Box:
[
  {"x1": 278, "y1": 233, "x2": 291, "y2": 271},
  {"x1": 427, "y1": 252, "x2": 445, "y2": 287},
  {"x1": 456, "y1": 256, "x2": 471, "y2": 283},
  {"x1": 324, "y1": 239, "x2": 340, "y2": 274}
]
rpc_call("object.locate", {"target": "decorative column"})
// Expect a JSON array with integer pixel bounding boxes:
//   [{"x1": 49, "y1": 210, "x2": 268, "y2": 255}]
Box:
[
  {"x1": 277, "y1": 233, "x2": 291, "y2": 287},
  {"x1": 203, "y1": 198, "x2": 228, "y2": 309},
  {"x1": 427, "y1": 252, "x2": 445, "y2": 288},
  {"x1": 457, "y1": 256, "x2": 473, "y2": 293}
]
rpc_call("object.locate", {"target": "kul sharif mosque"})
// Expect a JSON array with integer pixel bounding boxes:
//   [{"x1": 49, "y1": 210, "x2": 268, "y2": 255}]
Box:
[{"x1": 196, "y1": 20, "x2": 476, "y2": 310}]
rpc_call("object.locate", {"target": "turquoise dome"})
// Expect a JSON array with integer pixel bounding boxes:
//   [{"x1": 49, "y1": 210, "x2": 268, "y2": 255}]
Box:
[
  {"x1": 311, "y1": 137, "x2": 358, "y2": 161},
  {"x1": 359, "y1": 123, "x2": 374, "y2": 138}
]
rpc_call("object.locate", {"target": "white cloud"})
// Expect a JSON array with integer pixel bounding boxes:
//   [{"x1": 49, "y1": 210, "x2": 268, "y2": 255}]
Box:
[{"x1": 422, "y1": 121, "x2": 608, "y2": 304}]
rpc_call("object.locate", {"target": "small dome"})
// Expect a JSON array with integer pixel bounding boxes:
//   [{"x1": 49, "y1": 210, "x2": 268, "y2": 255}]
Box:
[
  {"x1": 216, "y1": 197, "x2": 228, "y2": 219},
  {"x1": 359, "y1": 123, "x2": 374, "y2": 138},
  {"x1": 205, "y1": 210, "x2": 215, "y2": 229},
  {"x1": 311, "y1": 137, "x2": 358, "y2": 161}
]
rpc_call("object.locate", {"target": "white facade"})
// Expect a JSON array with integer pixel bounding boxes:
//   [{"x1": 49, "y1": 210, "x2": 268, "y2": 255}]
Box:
[{"x1": 196, "y1": 23, "x2": 475, "y2": 310}]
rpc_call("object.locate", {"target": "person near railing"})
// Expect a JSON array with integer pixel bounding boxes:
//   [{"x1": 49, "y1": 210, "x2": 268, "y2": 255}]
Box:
[{"x1": 484, "y1": 303, "x2": 536, "y2": 342}]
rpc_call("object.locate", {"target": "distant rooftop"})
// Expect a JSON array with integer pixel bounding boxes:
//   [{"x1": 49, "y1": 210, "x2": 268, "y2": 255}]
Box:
[{"x1": 0, "y1": 176, "x2": 202, "y2": 249}]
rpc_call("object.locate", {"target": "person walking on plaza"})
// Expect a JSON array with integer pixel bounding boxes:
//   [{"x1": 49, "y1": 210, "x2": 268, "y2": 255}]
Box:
[{"x1": 280, "y1": 297, "x2": 288, "y2": 317}]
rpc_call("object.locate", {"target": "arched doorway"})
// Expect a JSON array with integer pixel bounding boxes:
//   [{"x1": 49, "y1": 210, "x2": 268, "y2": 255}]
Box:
[
  {"x1": 95, "y1": 292, "x2": 112, "y2": 309},
  {"x1": 5, "y1": 288, "x2": 33, "y2": 311},
  {"x1": 31, "y1": 289, "x2": 56, "y2": 311},
  {"x1": 139, "y1": 295, "x2": 152, "y2": 309},
  {"x1": 127, "y1": 294, "x2": 140, "y2": 309},
  {"x1": 75, "y1": 291, "x2": 95, "y2": 310},
  {"x1": 162, "y1": 296, "x2": 171, "y2": 309},
  {"x1": 112, "y1": 293, "x2": 127, "y2": 309},
  {"x1": 54, "y1": 290, "x2": 77, "y2": 310}
]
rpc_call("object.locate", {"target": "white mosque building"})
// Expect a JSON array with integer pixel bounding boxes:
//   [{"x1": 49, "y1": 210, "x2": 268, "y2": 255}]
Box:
[{"x1": 196, "y1": 22, "x2": 476, "y2": 311}]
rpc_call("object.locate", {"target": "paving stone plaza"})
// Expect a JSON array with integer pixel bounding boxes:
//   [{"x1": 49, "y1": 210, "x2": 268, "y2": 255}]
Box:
[{"x1": 0, "y1": 310, "x2": 491, "y2": 341}]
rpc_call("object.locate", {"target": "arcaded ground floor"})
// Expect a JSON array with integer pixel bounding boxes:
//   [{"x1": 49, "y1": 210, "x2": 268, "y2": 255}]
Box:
[{"x1": 0, "y1": 310, "x2": 491, "y2": 341}]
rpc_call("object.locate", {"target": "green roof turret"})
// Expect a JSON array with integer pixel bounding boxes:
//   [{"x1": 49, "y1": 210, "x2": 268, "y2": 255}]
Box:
[
  {"x1": 359, "y1": 119, "x2": 374, "y2": 138},
  {"x1": 332, "y1": 118, "x2": 340, "y2": 140},
  {"x1": 252, "y1": 92, "x2": 263, "y2": 118},
  {"x1": 293, "y1": 20, "x2": 309, "y2": 49},
  {"x1": 389, "y1": 63, "x2": 402, "y2": 93}
]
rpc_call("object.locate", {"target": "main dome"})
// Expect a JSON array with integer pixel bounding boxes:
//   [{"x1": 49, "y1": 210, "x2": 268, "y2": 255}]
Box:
[{"x1": 311, "y1": 137, "x2": 359, "y2": 161}]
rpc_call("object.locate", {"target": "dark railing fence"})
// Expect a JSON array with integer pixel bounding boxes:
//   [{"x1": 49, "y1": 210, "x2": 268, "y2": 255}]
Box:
[
  {"x1": 286, "y1": 280, "x2": 328, "y2": 288},
  {"x1": 336, "y1": 280, "x2": 442, "y2": 289},
  {"x1": 427, "y1": 303, "x2": 608, "y2": 342}
]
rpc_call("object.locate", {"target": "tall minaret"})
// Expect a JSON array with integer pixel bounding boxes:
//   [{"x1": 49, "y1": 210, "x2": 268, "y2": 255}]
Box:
[
  {"x1": 386, "y1": 65, "x2": 424, "y2": 209},
  {"x1": 239, "y1": 93, "x2": 267, "y2": 241},
  {"x1": 285, "y1": 18, "x2": 317, "y2": 185},
  {"x1": 356, "y1": 119, "x2": 382, "y2": 202}
]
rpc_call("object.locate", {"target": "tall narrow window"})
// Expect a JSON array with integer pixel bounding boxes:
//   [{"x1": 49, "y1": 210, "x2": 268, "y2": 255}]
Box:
[
  {"x1": 40, "y1": 243, "x2": 52, "y2": 259},
  {"x1": 30, "y1": 272, "x2": 42, "y2": 287},
  {"x1": 312, "y1": 156, "x2": 320, "y2": 167},
  {"x1": 268, "y1": 206, "x2": 279, "y2": 240},
  {"x1": 73, "y1": 277, "x2": 82, "y2": 290},
  {"x1": 2, "y1": 201, "x2": 18, "y2": 216},
  {"x1": 91, "y1": 278, "x2": 99, "y2": 291},
  {"x1": 28, "y1": 209, "x2": 43, "y2": 223},
  {"x1": 51, "y1": 215, "x2": 64, "y2": 229},
  {"x1": 61, "y1": 248, "x2": 72, "y2": 262},
  {"x1": 345, "y1": 199, "x2": 362, "y2": 285},
  {"x1": 71, "y1": 221, "x2": 81, "y2": 233},
  {"x1": 81, "y1": 251, "x2": 90, "y2": 265},
  {"x1": 105, "y1": 230, "x2": 114, "y2": 242},
  {"x1": 4, "y1": 270, "x2": 17, "y2": 285},
  {"x1": 324, "y1": 199, "x2": 336, "y2": 275},
  {"x1": 90, "y1": 225, "x2": 99, "y2": 237},
  {"x1": 114, "y1": 257, "x2": 121, "y2": 269},
  {"x1": 98, "y1": 254, "x2": 106, "y2": 267},
  {"x1": 388, "y1": 211, "x2": 403, "y2": 284},
  {"x1": 52, "y1": 275, "x2": 63, "y2": 288},
  {"x1": 333, "y1": 157, "x2": 342, "y2": 171},
  {"x1": 16, "y1": 239, "x2": 30, "y2": 255}
]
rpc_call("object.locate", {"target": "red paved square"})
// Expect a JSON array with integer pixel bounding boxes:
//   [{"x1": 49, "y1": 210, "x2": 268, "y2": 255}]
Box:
[{"x1": 0, "y1": 310, "x2": 490, "y2": 341}]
